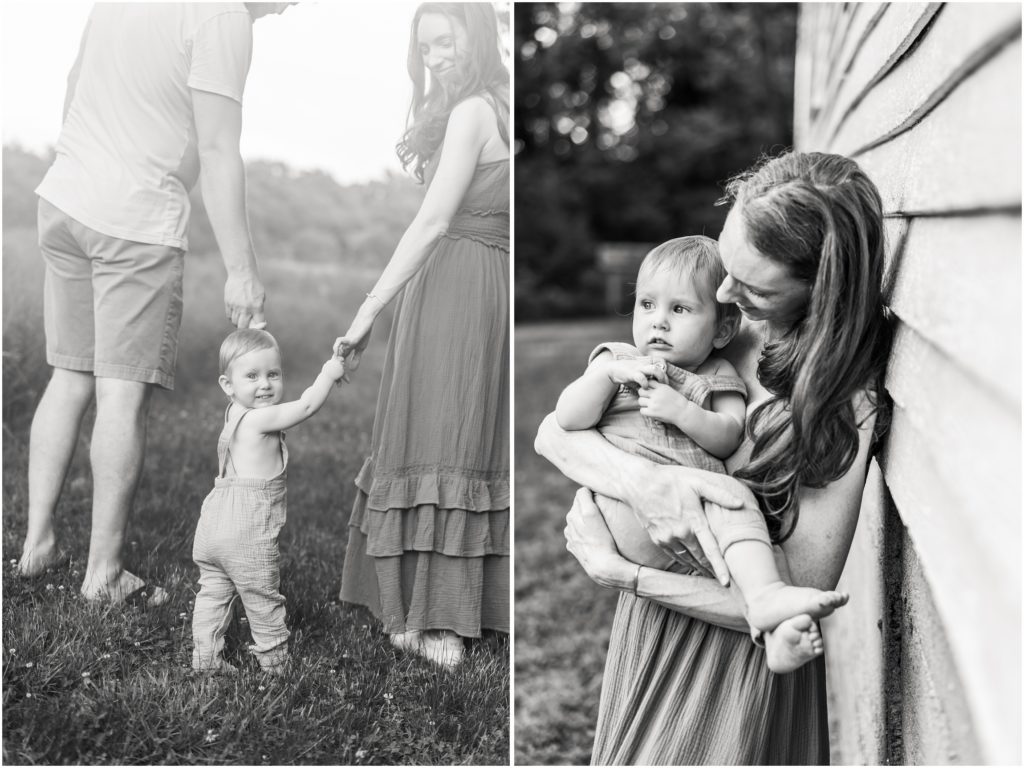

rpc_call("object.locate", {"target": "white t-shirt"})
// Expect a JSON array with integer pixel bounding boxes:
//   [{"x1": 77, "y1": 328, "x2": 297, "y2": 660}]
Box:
[{"x1": 36, "y1": 3, "x2": 253, "y2": 249}]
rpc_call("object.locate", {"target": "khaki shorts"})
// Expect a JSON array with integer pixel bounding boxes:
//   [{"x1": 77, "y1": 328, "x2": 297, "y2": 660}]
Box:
[{"x1": 38, "y1": 198, "x2": 184, "y2": 390}]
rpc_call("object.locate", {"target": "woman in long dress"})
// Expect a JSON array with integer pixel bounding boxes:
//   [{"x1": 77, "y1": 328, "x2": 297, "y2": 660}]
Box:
[
  {"x1": 537, "y1": 151, "x2": 892, "y2": 763},
  {"x1": 336, "y1": 3, "x2": 509, "y2": 667}
]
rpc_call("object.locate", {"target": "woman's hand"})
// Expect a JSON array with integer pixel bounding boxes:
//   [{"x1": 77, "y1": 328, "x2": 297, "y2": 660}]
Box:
[
  {"x1": 632, "y1": 466, "x2": 755, "y2": 586},
  {"x1": 333, "y1": 310, "x2": 375, "y2": 373},
  {"x1": 564, "y1": 488, "x2": 637, "y2": 591}
]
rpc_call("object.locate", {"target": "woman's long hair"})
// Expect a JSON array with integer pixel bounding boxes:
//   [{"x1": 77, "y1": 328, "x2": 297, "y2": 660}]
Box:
[
  {"x1": 724, "y1": 152, "x2": 892, "y2": 542},
  {"x1": 397, "y1": 3, "x2": 509, "y2": 182}
]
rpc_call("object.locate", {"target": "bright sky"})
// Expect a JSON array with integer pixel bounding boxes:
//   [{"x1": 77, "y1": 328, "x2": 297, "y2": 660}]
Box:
[{"x1": 1, "y1": 1, "x2": 426, "y2": 185}]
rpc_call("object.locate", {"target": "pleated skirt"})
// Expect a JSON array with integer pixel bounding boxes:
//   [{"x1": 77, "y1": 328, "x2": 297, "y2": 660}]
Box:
[
  {"x1": 339, "y1": 233, "x2": 510, "y2": 637},
  {"x1": 591, "y1": 592, "x2": 829, "y2": 765}
]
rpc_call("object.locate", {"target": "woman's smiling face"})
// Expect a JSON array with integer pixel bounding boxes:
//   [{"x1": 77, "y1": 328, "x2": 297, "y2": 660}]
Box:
[
  {"x1": 716, "y1": 204, "x2": 812, "y2": 327},
  {"x1": 417, "y1": 12, "x2": 468, "y2": 86}
]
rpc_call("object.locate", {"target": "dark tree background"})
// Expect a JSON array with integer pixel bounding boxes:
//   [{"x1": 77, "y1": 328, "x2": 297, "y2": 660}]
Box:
[{"x1": 515, "y1": 2, "x2": 797, "y2": 320}]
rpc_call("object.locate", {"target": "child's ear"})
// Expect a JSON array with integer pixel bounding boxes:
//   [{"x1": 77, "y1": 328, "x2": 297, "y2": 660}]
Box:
[
  {"x1": 218, "y1": 374, "x2": 233, "y2": 398},
  {"x1": 712, "y1": 312, "x2": 740, "y2": 350}
]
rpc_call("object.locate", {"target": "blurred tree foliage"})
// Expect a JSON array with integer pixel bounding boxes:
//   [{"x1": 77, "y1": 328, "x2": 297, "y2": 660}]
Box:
[
  {"x1": 515, "y1": 2, "x2": 797, "y2": 320},
  {"x1": 2, "y1": 145, "x2": 424, "y2": 267}
]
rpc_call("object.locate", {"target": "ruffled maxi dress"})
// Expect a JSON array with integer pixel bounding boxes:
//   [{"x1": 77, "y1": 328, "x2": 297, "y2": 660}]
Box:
[{"x1": 339, "y1": 157, "x2": 510, "y2": 638}]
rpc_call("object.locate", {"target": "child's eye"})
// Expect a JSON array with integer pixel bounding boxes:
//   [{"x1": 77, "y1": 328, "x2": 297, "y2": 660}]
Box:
[
  {"x1": 246, "y1": 373, "x2": 257, "y2": 380},
  {"x1": 673, "y1": 305, "x2": 689, "y2": 314},
  {"x1": 639, "y1": 300, "x2": 653, "y2": 310},
  {"x1": 269, "y1": 372, "x2": 280, "y2": 379},
  {"x1": 747, "y1": 287, "x2": 767, "y2": 299}
]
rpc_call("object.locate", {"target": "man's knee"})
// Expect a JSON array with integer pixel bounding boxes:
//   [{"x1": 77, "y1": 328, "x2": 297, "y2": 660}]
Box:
[
  {"x1": 95, "y1": 377, "x2": 154, "y2": 417},
  {"x1": 48, "y1": 368, "x2": 96, "y2": 403}
]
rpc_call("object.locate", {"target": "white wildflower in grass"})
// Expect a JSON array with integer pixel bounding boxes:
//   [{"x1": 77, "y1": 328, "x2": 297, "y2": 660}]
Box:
[
  {"x1": 204, "y1": 729, "x2": 218, "y2": 744},
  {"x1": 383, "y1": 693, "x2": 394, "y2": 701},
  {"x1": 355, "y1": 749, "x2": 368, "y2": 759},
  {"x1": 258, "y1": 685, "x2": 266, "y2": 692},
  {"x1": 45, "y1": 584, "x2": 55, "y2": 591},
  {"x1": 133, "y1": 641, "x2": 141, "y2": 647},
  {"x1": 25, "y1": 692, "x2": 32, "y2": 698},
  {"x1": 58, "y1": 585, "x2": 65, "y2": 591},
  {"x1": 8, "y1": 559, "x2": 16, "y2": 566},
  {"x1": 178, "y1": 612, "x2": 188, "y2": 619},
  {"x1": 9, "y1": 648, "x2": 16, "y2": 655},
  {"x1": 329, "y1": 668, "x2": 337, "y2": 674},
  {"x1": 81, "y1": 672, "x2": 90, "y2": 678},
  {"x1": 101, "y1": 653, "x2": 111, "y2": 660},
  {"x1": 25, "y1": 661, "x2": 34, "y2": 668}
]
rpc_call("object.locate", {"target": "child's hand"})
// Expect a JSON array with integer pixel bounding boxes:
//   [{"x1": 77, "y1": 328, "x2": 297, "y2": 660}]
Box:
[
  {"x1": 637, "y1": 380, "x2": 686, "y2": 426},
  {"x1": 605, "y1": 359, "x2": 668, "y2": 389},
  {"x1": 322, "y1": 357, "x2": 346, "y2": 384}
]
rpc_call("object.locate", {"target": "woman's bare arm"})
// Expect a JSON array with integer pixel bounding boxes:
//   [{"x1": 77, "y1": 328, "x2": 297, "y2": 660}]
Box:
[
  {"x1": 779, "y1": 395, "x2": 878, "y2": 590},
  {"x1": 537, "y1": 412, "x2": 750, "y2": 582},
  {"x1": 563, "y1": 488, "x2": 750, "y2": 632}
]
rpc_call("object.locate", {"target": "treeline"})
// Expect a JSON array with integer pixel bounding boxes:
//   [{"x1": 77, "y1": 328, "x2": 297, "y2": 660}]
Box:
[
  {"x1": 2, "y1": 144, "x2": 424, "y2": 266},
  {"x1": 514, "y1": 3, "x2": 797, "y2": 320}
]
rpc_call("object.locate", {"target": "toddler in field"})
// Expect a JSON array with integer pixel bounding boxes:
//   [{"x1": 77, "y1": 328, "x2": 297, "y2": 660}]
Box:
[
  {"x1": 191, "y1": 329, "x2": 346, "y2": 674},
  {"x1": 555, "y1": 236, "x2": 847, "y2": 672}
]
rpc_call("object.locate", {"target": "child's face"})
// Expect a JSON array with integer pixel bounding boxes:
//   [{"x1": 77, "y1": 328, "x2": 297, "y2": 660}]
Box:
[
  {"x1": 218, "y1": 347, "x2": 284, "y2": 409},
  {"x1": 632, "y1": 266, "x2": 729, "y2": 370}
]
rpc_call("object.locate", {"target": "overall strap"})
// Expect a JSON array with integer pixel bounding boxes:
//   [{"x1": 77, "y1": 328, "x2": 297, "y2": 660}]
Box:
[{"x1": 217, "y1": 404, "x2": 252, "y2": 479}]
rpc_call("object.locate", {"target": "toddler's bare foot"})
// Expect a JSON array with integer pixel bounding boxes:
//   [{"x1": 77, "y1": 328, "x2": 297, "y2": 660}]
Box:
[
  {"x1": 746, "y1": 581, "x2": 848, "y2": 632},
  {"x1": 193, "y1": 659, "x2": 238, "y2": 675},
  {"x1": 81, "y1": 568, "x2": 169, "y2": 607},
  {"x1": 764, "y1": 613, "x2": 822, "y2": 674},
  {"x1": 18, "y1": 534, "x2": 63, "y2": 578}
]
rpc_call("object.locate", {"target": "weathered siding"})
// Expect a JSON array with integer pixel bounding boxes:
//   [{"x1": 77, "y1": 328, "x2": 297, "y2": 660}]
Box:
[{"x1": 795, "y1": 4, "x2": 1021, "y2": 764}]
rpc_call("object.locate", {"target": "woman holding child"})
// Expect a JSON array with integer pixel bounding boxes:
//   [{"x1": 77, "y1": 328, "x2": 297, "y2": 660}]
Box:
[
  {"x1": 536, "y1": 151, "x2": 891, "y2": 763},
  {"x1": 335, "y1": 3, "x2": 509, "y2": 667}
]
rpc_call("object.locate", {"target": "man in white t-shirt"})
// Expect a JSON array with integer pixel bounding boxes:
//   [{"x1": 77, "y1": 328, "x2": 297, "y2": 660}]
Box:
[{"x1": 19, "y1": 3, "x2": 294, "y2": 604}]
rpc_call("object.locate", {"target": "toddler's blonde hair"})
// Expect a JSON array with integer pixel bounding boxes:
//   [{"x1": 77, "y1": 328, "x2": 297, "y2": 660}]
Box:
[
  {"x1": 219, "y1": 329, "x2": 279, "y2": 374},
  {"x1": 637, "y1": 235, "x2": 740, "y2": 324}
]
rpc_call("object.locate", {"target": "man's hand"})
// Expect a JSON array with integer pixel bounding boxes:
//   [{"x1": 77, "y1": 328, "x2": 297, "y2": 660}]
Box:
[{"x1": 224, "y1": 270, "x2": 266, "y2": 329}]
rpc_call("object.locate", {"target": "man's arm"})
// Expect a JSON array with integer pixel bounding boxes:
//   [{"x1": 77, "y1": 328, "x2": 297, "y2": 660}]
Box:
[{"x1": 191, "y1": 88, "x2": 266, "y2": 329}]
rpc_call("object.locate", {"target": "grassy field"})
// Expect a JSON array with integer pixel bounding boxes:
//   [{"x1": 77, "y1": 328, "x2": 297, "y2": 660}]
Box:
[
  {"x1": 1, "y1": 229, "x2": 509, "y2": 765},
  {"x1": 512, "y1": 318, "x2": 634, "y2": 766}
]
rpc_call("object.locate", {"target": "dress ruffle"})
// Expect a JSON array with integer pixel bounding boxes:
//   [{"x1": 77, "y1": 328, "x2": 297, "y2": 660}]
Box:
[
  {"x1": 354, "y1": 457, "x2": 510, "y2": 512},
  {"x1": 348, "y1": 479, "x2": 509, "y2": 559}
]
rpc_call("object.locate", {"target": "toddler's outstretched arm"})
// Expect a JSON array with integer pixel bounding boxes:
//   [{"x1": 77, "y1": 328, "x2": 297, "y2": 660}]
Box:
[{"x1": 245, "y1": 357, "x2": 346, "y2": 433}]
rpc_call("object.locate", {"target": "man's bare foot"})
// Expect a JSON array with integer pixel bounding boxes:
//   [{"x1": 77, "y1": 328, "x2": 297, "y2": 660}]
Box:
[
  {"x1": 17, "y1": 534, "x2": 64, "y2": 578},
  {"x1": 80, "y1": 568, "x2": 169, "y2": 607},
  {"x1": 746, "y1": 581, "x2": 848, "y2": 632},
  {"x1": 764, "y1": 613, "x2": 823, "y2": 673}
]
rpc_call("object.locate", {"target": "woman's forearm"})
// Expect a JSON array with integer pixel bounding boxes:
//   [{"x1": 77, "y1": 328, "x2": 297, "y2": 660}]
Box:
[
  {"x1": 636, "y1": 566, "x2": 750, "y2": 633},
  {"x1": 535, "y1": 412, "x2": 654, "y2": 507},
  {"x1": 366, "y1": 217, "x2": 448, "y2": 310}
]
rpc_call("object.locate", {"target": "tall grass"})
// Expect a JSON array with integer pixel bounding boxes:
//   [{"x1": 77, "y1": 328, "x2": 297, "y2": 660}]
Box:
[
  {"x1": 512, "y1": 319, "x2": 632, "y2": 765},
  {"x1": 2, "y1": 235, "x2": 509, "y2": 765}
]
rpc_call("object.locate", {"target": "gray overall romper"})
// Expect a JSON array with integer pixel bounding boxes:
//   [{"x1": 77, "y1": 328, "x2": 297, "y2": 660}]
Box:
[{"x1": 192, "y1": 405, "x2": 290, "y2": 671}]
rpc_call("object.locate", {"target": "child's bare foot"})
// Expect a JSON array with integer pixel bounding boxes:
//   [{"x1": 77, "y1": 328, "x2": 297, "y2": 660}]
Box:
[
  {"x1": 80, "y1": 568, "x2": 169, "y2": 607},
  {"x1": 17, "y1": 533, "x2": 64, "y2": 577},
  {"x1": 746, "y1": 581, "x2": 848, "y2": 633},
  {"x1": 193, "y1": 659, "x2": 238, "y2": 675},
  {"x1": 764, "y1": 613, "x2": 823, "y2": 673}
]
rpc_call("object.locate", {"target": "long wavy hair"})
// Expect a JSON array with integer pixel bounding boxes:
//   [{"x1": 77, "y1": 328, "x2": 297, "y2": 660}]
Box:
[
  {"x1": 397, "y1": 3, "x2": 509, "y2": 182},
  {"x1": 723, "y1": 152, "x2": 892, "y2": 542}
]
